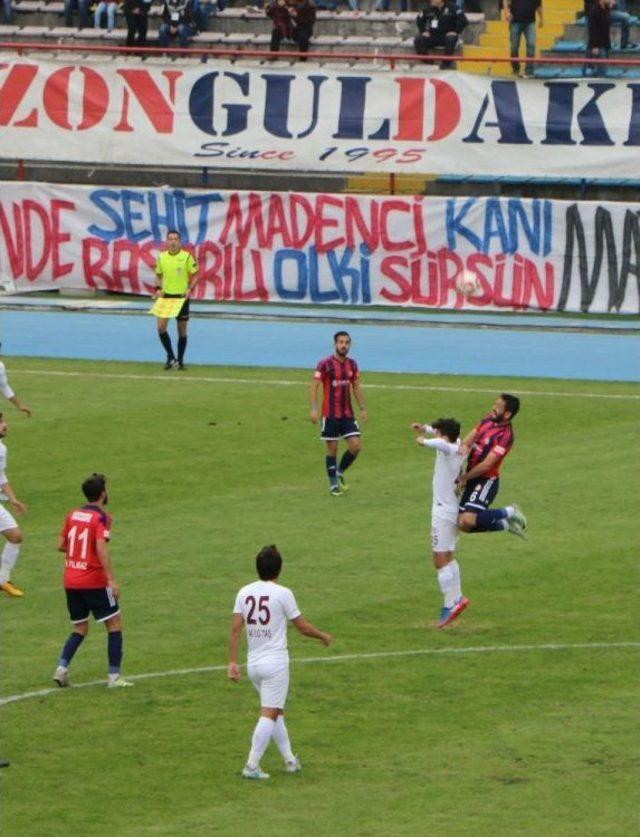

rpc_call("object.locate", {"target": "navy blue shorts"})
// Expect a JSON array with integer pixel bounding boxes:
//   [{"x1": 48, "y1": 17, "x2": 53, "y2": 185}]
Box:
[
  {"x1": 65, "y1": 587, "x2": 119, "y2": 624},
  {"x1": 459, "y1": 477, "x2": 499, "y2": 512},
  {"x1": 321, "y1": 417, "x2": 360, "y2": 440}
]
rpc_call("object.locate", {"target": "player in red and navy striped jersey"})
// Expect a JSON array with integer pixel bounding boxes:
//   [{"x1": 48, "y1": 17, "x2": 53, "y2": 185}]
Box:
[
  {"x1": 309, "y1": 332, "x2": 367, "y2": 495},
  {"x1": 457, "y1": 394, "x2": 527, "y2": 538},
  {"x1": 52, "y1": 474, "x2": 132, "y2": 689}
]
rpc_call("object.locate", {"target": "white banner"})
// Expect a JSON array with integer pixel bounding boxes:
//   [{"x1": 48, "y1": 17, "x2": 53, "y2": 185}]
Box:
[
  {"x1": 0, "y1": 183, "x2": 638, "y2": 314},
  {"x1": 1, "y1": 58, "x2": 639, "y2": 178}
]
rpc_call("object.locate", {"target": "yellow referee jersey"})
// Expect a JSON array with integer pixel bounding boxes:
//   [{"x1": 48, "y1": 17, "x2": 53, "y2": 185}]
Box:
[{"x1": 155, "y1": 249, "x2": 198, "y2": 295}]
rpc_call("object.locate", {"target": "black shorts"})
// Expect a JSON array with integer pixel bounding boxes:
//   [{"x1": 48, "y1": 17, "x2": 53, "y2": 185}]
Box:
[
  {"x1": 459, "y1": 476, "x2": 499, "y2": 513},
  {"x1": 321, "y1": 416, "x2": 360, "y2": 440},
  {"x1": 163, "y1": 293, "x2": 190, "y2": 321},
  {"x1": 65, "y1": 587, "x2": 120, "y2": 624}
]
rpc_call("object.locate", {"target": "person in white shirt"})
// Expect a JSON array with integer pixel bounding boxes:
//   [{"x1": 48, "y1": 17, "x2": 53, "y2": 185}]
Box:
[
  {"x1": 412, "y1": 417, "x2": 469, "y2": 629},
  {"x1": 0, "y1": 413, "x2": 27, "y2": 597},
  {"x1": 0, "y1": 347, "x2": 33, "y2": 418},
  {"x1": 228, "y1": 544, "x2": 332, "y2": 780}
]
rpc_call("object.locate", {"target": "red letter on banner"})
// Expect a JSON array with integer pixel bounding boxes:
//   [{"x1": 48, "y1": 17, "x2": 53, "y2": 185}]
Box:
[
  {"x1": 43, "y1": 67, "x2": 109, "y2": 130},
  {"x1": 427, "y1": 79, "x2": 461, "y2": 142},
  {"x1": 0, "y1": 63, "x2": 39, "y2": 127},
  {"x1": 393, "y1": 78, "x2": 424, "y2": 142},
  {"x1": 114, "y1": 70, "x2": 182, "y2": 133}
]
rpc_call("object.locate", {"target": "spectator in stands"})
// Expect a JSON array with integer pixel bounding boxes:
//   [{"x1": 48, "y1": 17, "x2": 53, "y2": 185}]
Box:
[
  {"x1": 414, "y1": 0, "x2": 467, "y2": 68},
  {"x1": 584, "y1": 0, "x2": 637, "y2": 50},
  {"x1": 2, "y1": 0, "x2": 11, "y2": 25},
  {"x1": 94, "y1": 0, "x2": 120, "y2": 30},
  {"x1": 504, "y1": 0, "x2": 542, "y2": 77},
  {"x1": 291, "y1": 0, "x2": 316, "y2": 58},
  {"x1": 194, "y1": 0, "x2": 221, "y2": 31},
  {"x1": 585, "y1": 0, "x2": 611, "y2": 73},
  {"x1": 158, "y1": 0, "x2": 198, "y2": 47},
  {"x1": 64, "y1": 0, "x2": 91, "y2": 28},
  {"x1": 372, "y1": 0, "x2": 407, "y2": 13},
  {"x1": 267, "y1": 0, "x2": 294, "y2": 51},
  {"x1": 124, "y1": 0, "x2": 150, "y2": 45}
]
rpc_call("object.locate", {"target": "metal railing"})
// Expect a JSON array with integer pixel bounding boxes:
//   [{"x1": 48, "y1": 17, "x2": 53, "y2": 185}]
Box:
[{"x1": 2, "y1": 40, "x2": 640, "y2": 71}]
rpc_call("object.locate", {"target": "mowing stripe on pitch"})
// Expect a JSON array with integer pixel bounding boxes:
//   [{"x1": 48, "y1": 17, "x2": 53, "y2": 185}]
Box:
[
  {"x1": 2, "y1": 641, "x2": 638, "y2": 707},
  {"x1": 17, "y1": 369, "x2": 640, "y2": 400}
]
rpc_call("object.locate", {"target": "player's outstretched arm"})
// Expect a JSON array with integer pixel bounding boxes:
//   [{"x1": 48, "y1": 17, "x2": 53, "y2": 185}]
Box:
[
  {"x1": 1, "y1": 480, "x2": 27, "y2": 515},
  {"x1": 228, "y1": 613, "x2": 244, "y2": 682},
  {"x1": 9, "y1": 396, "x2": 32, "y2": 418},
  {"x1": 96, "y1": 539, "x2": 119, "y2": 599},
  {"x1": 457, "y1": 451, "x2": 500, "y2": 486},
  {"x1": 291, "y1": 615, "x2": 332, "y2": 646},
  {"x1": 309, "y1": 379, "x2": 321, "y2": 423},
  {"x1": 353, "y1": 380, "x2": 367, "y2": 421}
]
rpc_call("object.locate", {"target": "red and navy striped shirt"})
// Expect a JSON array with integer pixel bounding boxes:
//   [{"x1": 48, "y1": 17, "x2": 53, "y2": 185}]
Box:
[
  {"x1": 314, "y1": 355, "x2": 360, "y2": 419},
  {"x1": 466, "y1": 414, "x2": 514, "y2": 478}
]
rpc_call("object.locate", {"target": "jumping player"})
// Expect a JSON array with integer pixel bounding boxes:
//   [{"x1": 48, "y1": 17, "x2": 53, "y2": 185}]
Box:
[
  {"x1": 228, "y1": 545, "x2": 332, "y2": 780},
  {"x1": 309, "y1": 331, "x2": 367, "y2": 495},
  {"x1": 412, "y1": 418, "x2": 468, "y2": 628},
  {"x1": 457, "y1": 394, "x2": 527, "y2": 538},
  {"x1": 53, "y1": 474, "x2": 131, "y2": 689}
]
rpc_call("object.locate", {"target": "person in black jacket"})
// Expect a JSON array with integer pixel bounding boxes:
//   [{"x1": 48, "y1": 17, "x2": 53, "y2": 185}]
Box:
[
  {"x1": 124, "y1": 0, "x2": 150, "y2": 47},
  {"x1": 158, "y1": 0, "x2": 198, "y2": 48},
  {"x1": 290, "y1": 0, "x2": 316, "y2": 60},
  {"x1": 414, "y1": 0, "x2": 467, "y2": 68}
]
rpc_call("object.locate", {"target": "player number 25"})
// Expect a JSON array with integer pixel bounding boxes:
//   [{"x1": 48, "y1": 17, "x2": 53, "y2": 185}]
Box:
[{"x1": 245, "y1": 595, "x2": 271, "y2": 625}]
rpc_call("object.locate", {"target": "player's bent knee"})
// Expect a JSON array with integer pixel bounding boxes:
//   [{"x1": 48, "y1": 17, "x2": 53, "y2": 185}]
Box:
[
  {"x1": 261, "y1": 707, "x2": 280, "y2": 720},
  {"x1": 457, "y1": 514, "x2": 475, "y2": 532},
  {"x1": 105, "y1": 614, "x2": 122, "y2": 631},
  {"x1": 75, "y1": 622, "x2": 89, "y2": 636},
  {"x1": 3, "y1": 527, "x2": 22, "y2": 544}
]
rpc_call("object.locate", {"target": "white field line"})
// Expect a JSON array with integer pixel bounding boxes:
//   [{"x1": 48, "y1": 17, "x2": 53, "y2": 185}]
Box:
[
  {"x1": 16, "y1": 369, "x2": 640, "y2": 400},
  {"x1": 2, "y1": 641, "x2": 638, "y2": 707}
]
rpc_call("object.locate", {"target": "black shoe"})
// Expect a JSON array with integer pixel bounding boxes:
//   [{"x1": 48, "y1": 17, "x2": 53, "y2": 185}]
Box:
[{"x1": 163, "y1": 359, "x2": 178, "y2": 370}]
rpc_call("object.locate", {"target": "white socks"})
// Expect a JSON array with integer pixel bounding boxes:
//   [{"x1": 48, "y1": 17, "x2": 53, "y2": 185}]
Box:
[
  {"x1": 247, "y1": 717, "x2": 275, "y2": 770},
  {"x1": 0, "y1": 542, "x2": 20, "y2": 584},
  {"x1": 437, "y1": 563, "x2": 456, "y2": 608},
  {"x1": 449, "y1": 560, "x2": 462, "y2": 601},
  {"x1": 272, "y1": 715, "x2": 295, "y2": 762},
  {"x1": 437, "y1": 560, "x2": 463, "y2": 607}
]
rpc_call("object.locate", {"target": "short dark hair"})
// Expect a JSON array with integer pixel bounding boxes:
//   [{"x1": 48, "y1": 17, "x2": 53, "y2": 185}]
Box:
[
  {"x1": 501, "y1": 393, "x2": 520, "y2": 419},
  {"x1": 82, "y1": 473, "x2": 106, "y2": 502},
  {"x1": 256, "y1": 545, "x2": 283, "y2": 580},
  {"x1": 333, "y1": 330, "x2": 351, "y2": 343},
  {"x1": 431, "y1": 418, "x2": 461, "y2": 443},
  {"x1": 167, "y1": 229, "x2": 180, "y2": 238}
]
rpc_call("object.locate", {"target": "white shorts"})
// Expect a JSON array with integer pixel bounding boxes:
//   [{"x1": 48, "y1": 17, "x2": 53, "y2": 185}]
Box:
[
  {"x1": 0, "y1": 504, "x2": 17, "y2": 532},
  {"x1": 247, "y1": 660, "x2": 290, "y2": 709},
  {"x1": 431, "y1": 514, "x2": 458, "y2": 554}
]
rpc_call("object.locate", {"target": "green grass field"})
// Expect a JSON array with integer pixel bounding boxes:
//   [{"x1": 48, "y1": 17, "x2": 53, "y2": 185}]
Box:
[{"x1": 1, "y1": 356, "x2": 639, "y2": 836}]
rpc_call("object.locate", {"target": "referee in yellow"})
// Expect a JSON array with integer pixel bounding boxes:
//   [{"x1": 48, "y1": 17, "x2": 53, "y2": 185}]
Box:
[{"x1": 154, "y1": 230, "x2": 199, "y2": 370}]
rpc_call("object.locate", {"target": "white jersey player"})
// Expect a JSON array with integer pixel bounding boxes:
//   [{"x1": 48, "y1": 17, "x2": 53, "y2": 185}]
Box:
[
  {"x1": 412, "y1": 417, "x2": 468, "y2": 629},
  {"x1": 0, "y1": 413, "x2": 27, "y2": 597},
  {"x1": 228, "y1": 545, "x2": 331, "y2": 780},
  {"x1": 0, "y1": 351, "x2": 32, "y2": 418}
]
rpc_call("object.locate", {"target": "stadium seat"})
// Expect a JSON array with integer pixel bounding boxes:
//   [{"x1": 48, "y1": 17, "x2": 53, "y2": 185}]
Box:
[
  {"x1": 12, "y1": 0, "x2": 45, "y2": 11},
  {"x1": 551, "y1": 39, "x2": 584, "y2": 52},
  {"x1": 195, "y1": 30, "x2": 226, "y2": 42},
  {"x1": 220, "y1": 31, "x2": 252, "y2": 46},
  {"x1": 336, "y1": 35, "x2": 374, "y2": 51},
  {"x1": 13, "y1": 24, "x2": 49, "y2": 35},
  {"x1": 310, "y1": 34, "x2": 344, "y2": 50}
]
